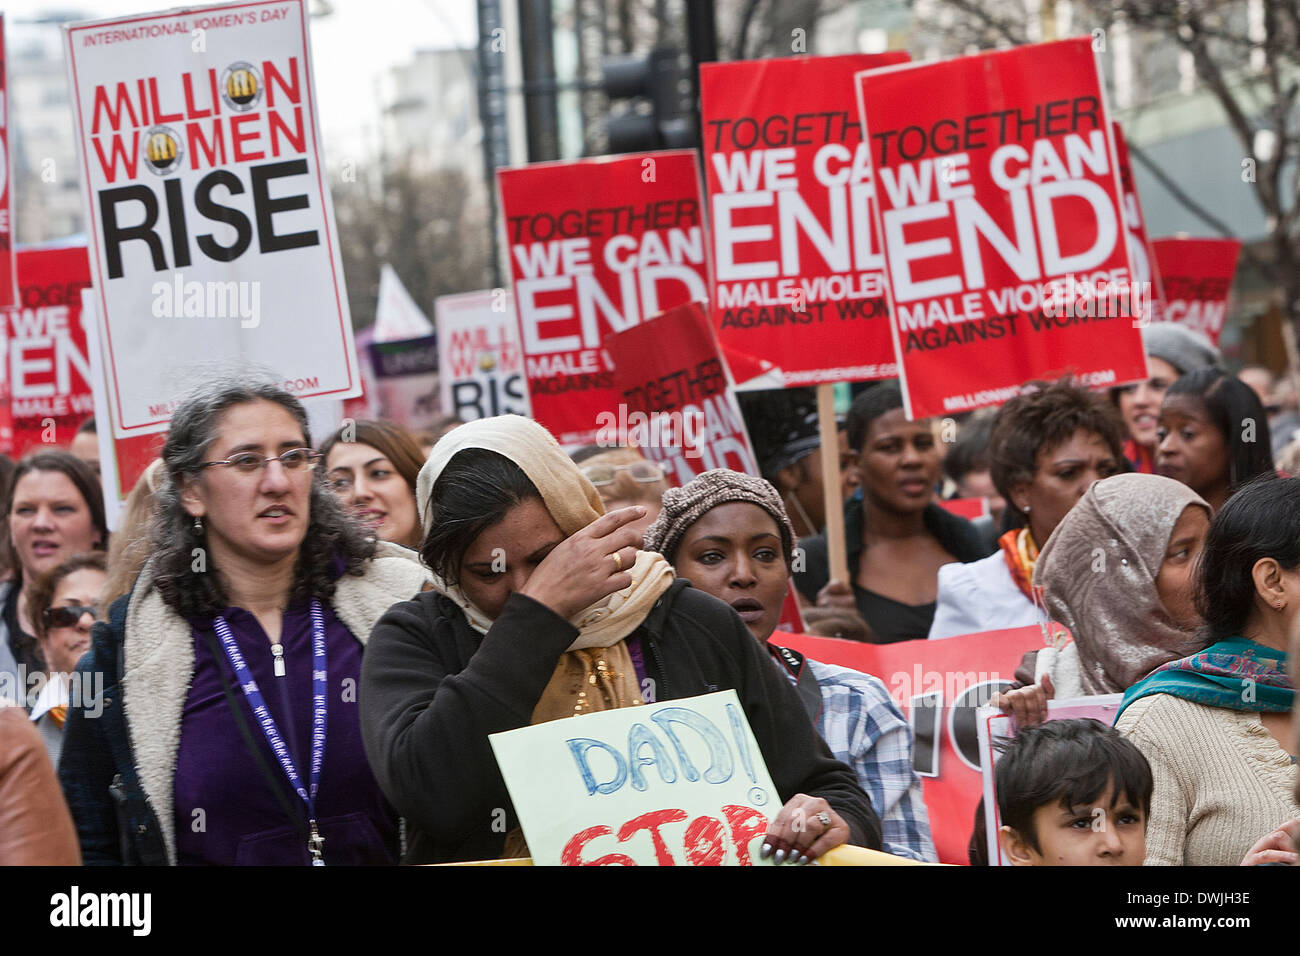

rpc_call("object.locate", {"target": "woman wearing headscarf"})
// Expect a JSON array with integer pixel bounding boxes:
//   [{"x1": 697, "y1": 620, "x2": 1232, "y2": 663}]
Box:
[
  {"x1": 359, "y1": 416, "x2": 879, "y2": 865},
  {"x1": 929, "y1": 379, "x2": 1126, "y2": 639},
  {"x1": 1116, "y1": 476, "x2": 1299, "y2": 866},
  {"x1": 59, "y1": 379, "x2": 431, "y2": 865},
  {"x1": 990, "y1": 473, "x2": 1210, "y2": 724},
  {"x1": 643, "y1": 469, "x2": 935, "y2": 862}
]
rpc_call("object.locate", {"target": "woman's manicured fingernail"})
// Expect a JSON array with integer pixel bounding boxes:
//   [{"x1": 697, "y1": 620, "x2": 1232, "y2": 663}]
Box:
[
  {"x1": 760, "y1": 842, "x2": 773, "y2": 860},
  {"x1": 774, "y1": 849, "x2": 786, "y2": 864}
]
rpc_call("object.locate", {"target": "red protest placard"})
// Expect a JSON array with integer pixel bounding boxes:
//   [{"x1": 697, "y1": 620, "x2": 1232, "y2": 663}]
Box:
[
  {"x1": 856, "y1": 38, "x2": 1148, "y2": 419},
  {"x1": 1151, "y1": 237, "x2": 1242, "y2": 346},
  {"x1": 10, "y1": 245, "x2": 95, "y2": 456},
  {"x1": 1112, "y1": 123, "x2": 1163, "y2": 318},
  {"x1": 701, "y1": 53, "x2": 908, "y2": 389},
  {"x1": 603, "y1": 301, "x2": 758, "y2": 485},
  {"x1": 772, "y1": 624, "x2": 1046, "y2": 864},
  {"x1": 498, "y1": 151, "x2": 710, "y2": 446},
  {"x1": 0, "y1": 15, "x2": 16, "y2": 310}
]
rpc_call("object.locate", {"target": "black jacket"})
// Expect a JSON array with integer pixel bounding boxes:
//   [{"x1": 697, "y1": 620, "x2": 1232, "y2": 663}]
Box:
[
  {"x1": 359, "y1": 579, "x2": 881, "y2": 863},
  {"x1": 59, "y1": 591, "x2": 170, "y2": 865}
]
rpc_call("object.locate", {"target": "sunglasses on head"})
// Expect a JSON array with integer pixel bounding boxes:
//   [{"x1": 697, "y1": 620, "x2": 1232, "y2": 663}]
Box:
[
  {"x1": 581, "y1": 461, "x2": 665, "y2": 487},
  {"x1": 43, "y1": 605, "x2": 97, "y2": 629}
]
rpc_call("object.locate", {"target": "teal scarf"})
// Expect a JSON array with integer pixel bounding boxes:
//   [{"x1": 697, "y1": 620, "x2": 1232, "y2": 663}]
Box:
[{"x1": 1116, "y1": 636, "x2": 1294, "y2": 722}]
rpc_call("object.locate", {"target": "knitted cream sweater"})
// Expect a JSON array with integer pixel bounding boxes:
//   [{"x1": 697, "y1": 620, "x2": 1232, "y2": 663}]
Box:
[{"x1": 1116, "y1": 693, "x2": 1300, "y2": 866}]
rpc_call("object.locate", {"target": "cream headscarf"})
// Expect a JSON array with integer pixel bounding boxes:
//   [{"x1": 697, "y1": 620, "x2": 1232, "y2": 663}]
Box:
[
  {"x1": 1034, "y1": 473, "x2": 1211, "y2": 695},
  {"x1": 417, "y1": 416, "x2": 674, "y2": 723}
]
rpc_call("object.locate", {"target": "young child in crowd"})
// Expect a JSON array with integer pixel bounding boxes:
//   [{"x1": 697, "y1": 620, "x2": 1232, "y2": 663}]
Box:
[{"x1": 994, "y1": 719, "x2": 1152, "y2": 866}]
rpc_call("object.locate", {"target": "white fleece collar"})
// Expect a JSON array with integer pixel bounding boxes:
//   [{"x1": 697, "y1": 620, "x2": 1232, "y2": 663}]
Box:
[{"x1": 121, "y1": 542, "x2": 431, "y2": 864}]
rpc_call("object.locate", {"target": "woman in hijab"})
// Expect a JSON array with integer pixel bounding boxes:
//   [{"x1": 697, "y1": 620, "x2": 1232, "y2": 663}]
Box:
[
  {"x1": 1116, "y1": 476, "x2": 1298, "y2": 866},
  {"x1": 990, "y1": 473, "x2": 1210, "y2": 724},
  {"x1": 359, "y1": 416, "x2": 879, "y2": 865}
]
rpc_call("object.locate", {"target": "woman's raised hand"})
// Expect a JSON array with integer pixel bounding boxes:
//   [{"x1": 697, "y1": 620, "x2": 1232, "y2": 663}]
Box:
[
  {"x1": 988, "y1": 672, "x2": 1055, "y2": 727},
  {"x1": 519, "y1": 507, "x2": 646, "y2": 620}
]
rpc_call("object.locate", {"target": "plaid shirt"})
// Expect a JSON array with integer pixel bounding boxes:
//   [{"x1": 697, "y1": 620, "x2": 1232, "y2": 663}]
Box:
[{"x1": 785, "y1": 657, "x2": 937, "y2": 862}]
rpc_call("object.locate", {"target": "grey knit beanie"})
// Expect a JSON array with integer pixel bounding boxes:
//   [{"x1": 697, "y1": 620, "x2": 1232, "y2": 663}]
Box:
[
  {"x1": 643, "y1": 469, "x2": 796, "y2": 568},
  {"x1": 1143, "y1": 322, "x2": 1220, "y2": 376}
]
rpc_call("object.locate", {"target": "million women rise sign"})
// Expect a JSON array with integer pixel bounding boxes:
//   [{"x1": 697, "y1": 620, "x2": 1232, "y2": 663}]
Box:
[
  {"x1": 856, "y1": 38, "x2": 1148, "y2": 419},
  {"x1": 64, "y1": 0, "x2": 359, "y2": 437}
]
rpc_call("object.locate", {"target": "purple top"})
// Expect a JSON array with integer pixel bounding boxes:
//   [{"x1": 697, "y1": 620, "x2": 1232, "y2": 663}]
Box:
[{"x1": 174, "y1": 598, "x2": 398, "y2": 865}]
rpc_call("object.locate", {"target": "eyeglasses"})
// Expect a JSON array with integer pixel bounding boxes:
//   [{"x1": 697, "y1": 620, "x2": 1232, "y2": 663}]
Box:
[
  {"x1": 43, "y1": 605, "x2": 97, "y2": 629},
  {"x1": 201, "y1": 448, "x2": 322, "y2": 475},
  {"x1": 581, "y1": 461, "x2": 665, "y2": 487}
]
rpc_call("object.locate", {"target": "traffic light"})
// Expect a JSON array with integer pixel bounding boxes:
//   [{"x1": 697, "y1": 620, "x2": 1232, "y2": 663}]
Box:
[{"x1": 599, "y1": 47, "x2": 697, "y2": 153}]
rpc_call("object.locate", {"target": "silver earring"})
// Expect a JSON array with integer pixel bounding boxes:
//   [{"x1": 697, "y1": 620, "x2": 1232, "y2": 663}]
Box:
[{"x1": 193, "y1": 515, "x2": 203, "y2": 534}]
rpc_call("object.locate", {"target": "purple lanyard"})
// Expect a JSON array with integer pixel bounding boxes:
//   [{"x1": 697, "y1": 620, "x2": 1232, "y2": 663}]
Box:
[{"x1": 213, "y1": 599, "x2": 328, "y2": 866}]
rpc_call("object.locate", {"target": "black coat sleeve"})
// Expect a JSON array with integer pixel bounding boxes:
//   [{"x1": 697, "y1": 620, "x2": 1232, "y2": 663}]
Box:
[
  {"x1": 358, "y1": 591, "x2": 577, "y2": 854},
  {"x1": 58, "y1": 642, "x2": 122, "y2": 865},
  {"x1": 671, "y1": 589, "x2": 883, "y2": 850}
]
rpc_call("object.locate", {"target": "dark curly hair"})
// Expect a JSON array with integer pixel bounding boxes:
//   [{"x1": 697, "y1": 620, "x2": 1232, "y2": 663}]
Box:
[
  {"x1": 149, "y1": 378, "x2": 374, "y2": 619},
  {"x1": 1195, "y1": 475, "x2": 1299, "y2": 644},
  {"x1": 988, "y1": 379, "x2": 1127, "y2": 527}
]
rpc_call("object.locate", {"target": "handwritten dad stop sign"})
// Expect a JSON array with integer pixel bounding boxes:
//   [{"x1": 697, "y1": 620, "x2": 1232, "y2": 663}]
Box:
[{"x1": 856, "y1": 38, "x2": 1148, "y2": 419}]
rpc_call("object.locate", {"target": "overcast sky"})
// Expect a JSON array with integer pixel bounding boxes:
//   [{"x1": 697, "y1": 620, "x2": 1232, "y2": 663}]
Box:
[{"x1": 7, "y1": 0, "x2": 479, "y2": 157}]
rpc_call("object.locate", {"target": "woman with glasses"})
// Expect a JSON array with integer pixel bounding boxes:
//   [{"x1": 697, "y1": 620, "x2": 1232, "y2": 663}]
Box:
[
  {"x1": 320, "y1": 420, "x2": 424, "y2": 550},
  {"x1": 26, "y1": 552, "x2": 106, "y2": 768},
  {"x1": 571, "y1": 446, "x2": 669, "y2": 542},
  {"x1": 59, "y1": 379, "x2": 431, "y2": 865}
]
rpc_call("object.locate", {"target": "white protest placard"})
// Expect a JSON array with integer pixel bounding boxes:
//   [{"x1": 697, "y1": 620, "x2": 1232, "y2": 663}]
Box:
[
  {"x1": 64, "y1": 0, "x2": 359, "y2": 438},
  {"x1": 435, "y1": 288, "x2": 530, "y2": 422},
  {"x1": 490, "y1": 690, "x2": 778, "y2": 866},
  {"x1": 976, "y1": 694, "x2": 1124, "y2": 866}
]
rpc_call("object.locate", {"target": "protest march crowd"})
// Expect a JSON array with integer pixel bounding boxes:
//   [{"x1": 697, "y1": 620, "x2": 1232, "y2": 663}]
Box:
[
  {"x1": 1, "y1": 0, "x2": 1299, "y2": 875},
  {"x1": 2, "y1": 343, "x2": 1299, "y2": 868}
]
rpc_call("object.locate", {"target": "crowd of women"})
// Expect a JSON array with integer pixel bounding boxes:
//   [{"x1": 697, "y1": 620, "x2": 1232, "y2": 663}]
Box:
[{"x1": 0, "y1": 319, "x2": 1297, "y2": 866}]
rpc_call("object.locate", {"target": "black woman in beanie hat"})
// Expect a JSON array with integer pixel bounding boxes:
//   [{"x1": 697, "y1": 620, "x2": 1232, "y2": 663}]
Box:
[{"x1": 644, "y1": 469, "x2": 936, "y2": 862}]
